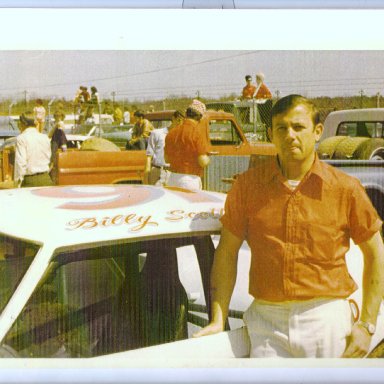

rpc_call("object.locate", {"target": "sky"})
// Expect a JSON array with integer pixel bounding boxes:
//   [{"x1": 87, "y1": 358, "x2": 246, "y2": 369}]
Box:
[
  {"x1": 1, "y1": 9, "x2": 384, "y2": 103},
  {"x1": 2, "y1": 50, "x2": 384, "y2": 103}
]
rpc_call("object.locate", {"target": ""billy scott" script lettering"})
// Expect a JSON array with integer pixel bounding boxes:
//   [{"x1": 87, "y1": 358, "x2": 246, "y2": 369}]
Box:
[{"x1": 66, "y1": 208, "x2": 223, "y2": 232}]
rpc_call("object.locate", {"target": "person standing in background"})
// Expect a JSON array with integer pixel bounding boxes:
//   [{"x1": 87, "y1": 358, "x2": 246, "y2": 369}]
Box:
[
  {"x1": 123, "y1": 107, "x2": 131, "y2": 124},
  {"x1": 113, "y1": 104, "x2": 123, "y2": 125},
  {"x1": 241, "y1": 75, "x2": 256, "y2": 99},
  {"x1": 33, "y1": 99, "x2": 46, "y2": 133},
  {"x1": 144, "y1": 110, "x2": 184, "y2": 186},
  {"x1": 90, "y1": 86, "x2": 100, "y2": 106},
  {"x1": 254, "y1": 72, "x2": 272, "y2": 100},
  {"x1": 14, "y1": 111, "x2": 53, "y2": 187},
  {"x1": 49, "y1": 111, "x2": 68, "y2": 184},
  {"x1": 164, "y1": 99, "x2": 210, "y2": 191}
]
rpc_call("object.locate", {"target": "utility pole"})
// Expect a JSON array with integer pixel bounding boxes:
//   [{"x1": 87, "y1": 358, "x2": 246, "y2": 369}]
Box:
[
  {"x1": 359, "y1": 89, "x2": 364, "y2": 108},
  {"x1": 275, "y1": 90, "x2": 280, "y2": 100},
  {"x1": 376, "y1": 92, "x2": 381, "y2": 108},
  {"x1": 23, "y1": 90, "x2": 28, "y2": 107},
  {"x1": 111, "y1": 91, "x2": 116, "y2": 105},
  {"x1": 196, "y1": 90, "x2": 200, "y2": 100}
]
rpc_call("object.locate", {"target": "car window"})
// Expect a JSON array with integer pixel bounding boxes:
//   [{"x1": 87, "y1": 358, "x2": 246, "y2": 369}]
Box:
[
  {"x1": 336, "y1": 121, "x2": 384, "y2": 138},
  {"x1": 71, "y1": 124, "x2": 95, "y2": 135},
  {"x1": 2, "y1": 235, "x2": 215, "y2": 358},
  {"x1": 209, "y1": 120, "x2": 241, "y2": 145},
  {"x1": 148, "y1": 119, "x2": 171, "y2": 129},
  {"x1": 0, "y1": 235, "x2": 40, "y2": 313}
]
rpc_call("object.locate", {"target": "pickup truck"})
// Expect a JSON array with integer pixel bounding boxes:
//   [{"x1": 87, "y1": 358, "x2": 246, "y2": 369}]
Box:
[
  {"x1": 317, "y1": 108, "x2": 384, "y2": 160},
  {"x1": 0, "y1": 110, "x2": 276, "y2": 188}
]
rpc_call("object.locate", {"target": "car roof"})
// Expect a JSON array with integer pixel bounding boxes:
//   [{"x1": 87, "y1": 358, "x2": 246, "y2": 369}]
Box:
[
  {"x1": 322, "y1": 108, "x2": 384, "y2": 140},
  {"x1": 0, "y1": 185, "x2": 225, "y2": 250}
]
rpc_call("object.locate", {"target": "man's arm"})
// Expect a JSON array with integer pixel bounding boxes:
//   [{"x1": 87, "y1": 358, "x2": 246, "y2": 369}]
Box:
[
  {"x1": 342, "y1": 231, "x2": 384, "y2": 357},
  {"x1": 193, "y1": 227, "x2": 243, "y2": 337},
  {"x1": 14, "y1": 137, "x2": 27, "y2": 187}
]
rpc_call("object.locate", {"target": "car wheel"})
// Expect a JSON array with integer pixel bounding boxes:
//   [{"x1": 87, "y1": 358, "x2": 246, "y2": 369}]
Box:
[
  {"x1": 317, "y1": 136, "x2": 348, "y2": 159},
  {"x1": 354, "y1": 138, "x2": 384, "y2": 160},
  {"x1": 332, "y1": 137, "x2": 370, "y2": 159}
]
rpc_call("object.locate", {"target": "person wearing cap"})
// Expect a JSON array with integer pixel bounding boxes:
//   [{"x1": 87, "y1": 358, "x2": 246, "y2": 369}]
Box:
[
  {"x1": 144, "y1": 110, "x2": 185, "y2": 186},
  {"x1": 14, "y1": 111, "x2": 53, "y2": 188},
  {"x1": 241, "y1": 75, "x2": 256, "y2": 99},
  {"x1": 164, "y1": 99, "x2": 210, "y2": 191},
  {"x1": 254, "y1": 72, "x2": 272, "y2": 100}
]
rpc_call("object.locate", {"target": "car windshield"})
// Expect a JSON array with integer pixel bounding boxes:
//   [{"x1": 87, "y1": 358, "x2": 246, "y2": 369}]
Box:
[
  {"x1": 71, "y1": 124, "x2": 96, "y2": 135},
  {"x1": 2, "y1": 235, "x2": 216, "y2": 358},
  {"x1": 0, "y1": 234, "x2": 40, "y2": 313},
  {"x1": 148, "y1": 119, "x2": 172, "y2": 129},
  {"x1": 101, "y1": 124, "x2": 133, "y2": 134}
]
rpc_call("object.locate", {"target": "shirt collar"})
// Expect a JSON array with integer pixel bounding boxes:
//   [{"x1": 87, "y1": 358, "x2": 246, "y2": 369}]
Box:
[{"x1": 260, "y1": 153, "x2": 329, "y2": 185}]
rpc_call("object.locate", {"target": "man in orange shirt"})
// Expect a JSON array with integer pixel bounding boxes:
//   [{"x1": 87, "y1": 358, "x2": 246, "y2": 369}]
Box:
[
  {"x1": 241, "y1": 75, "x2": 256, "y2": 99},
  {"x1": 164, "y1": 99, "x2": 210, "y2": 191},
  {"x1": 194, "y1": 94, "x2": 384, "y2": 358},
  {"x1": 254, "y1": 72, "x2": 272, "y2": 100}
]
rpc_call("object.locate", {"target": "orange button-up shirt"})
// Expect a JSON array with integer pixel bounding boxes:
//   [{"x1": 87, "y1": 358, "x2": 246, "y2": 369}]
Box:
[
  {"x1": 242, "y1": 84, "x2": 256, "y2": 99},
  {"x1": 221, "y1": 155, "x2": 382, "y2": 302},
  {"x1": 165, "y1": 118, "x2": 210, "y2": 177},
  {"x1": 255, "y1": 83, "x2": 272, "y2": 99}
]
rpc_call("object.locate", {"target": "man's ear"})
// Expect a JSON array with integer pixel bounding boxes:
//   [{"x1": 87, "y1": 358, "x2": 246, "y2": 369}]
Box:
[{"x1": 314, "y1": 123, "x2": 324, "y2": 142}]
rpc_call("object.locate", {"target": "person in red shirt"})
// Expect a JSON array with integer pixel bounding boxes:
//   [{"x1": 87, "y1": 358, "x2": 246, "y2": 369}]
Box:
[
  {"x1": 241, "y1": 75, "x2": 256, "y2": 99},
  {"x1": 194, "y1": 94, "x2": 384, "y2": 358},
  {"x1": 254, "y1": 72, "x2": 272, "y2": 100},
  {"x1": 164, "y1": 99, "x2": 210, "y2": 191}
]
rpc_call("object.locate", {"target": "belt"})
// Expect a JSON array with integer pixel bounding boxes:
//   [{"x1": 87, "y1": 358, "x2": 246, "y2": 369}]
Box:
[
  {"x1": 25, "y1": 171, "x2": 48, "y2": 177},
  {"x1": 152, "y1": 164, "x2": 170, "y2": 170}
]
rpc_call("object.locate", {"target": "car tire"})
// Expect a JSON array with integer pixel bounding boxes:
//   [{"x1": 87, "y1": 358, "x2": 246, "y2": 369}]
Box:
[
  {"x1": 354, "y1": 138, "x2": 384, "y2": 160},
  {"x1": 332, "y1": 137, "x2": 371, "y2": 159},
  {"x1": 317, "y1": 136, "x2": 348, "y2": 159}
]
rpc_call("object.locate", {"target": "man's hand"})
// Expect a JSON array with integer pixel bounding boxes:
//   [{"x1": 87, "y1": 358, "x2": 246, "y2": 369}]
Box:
[
  {"x1": 342, "y1": 323, "x2": 372, "y2": 358},
  {"x1": 193, "y1": 322, "x2": 223, "y2": 338}
]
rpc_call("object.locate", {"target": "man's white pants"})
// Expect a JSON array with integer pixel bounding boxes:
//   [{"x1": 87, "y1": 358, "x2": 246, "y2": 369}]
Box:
[
  {"x1": 166, "y1": 172, "x2": 202, "y2": 191},
  {"x1": 243, "y1": 298, "x2": 353, "y2": 358}
]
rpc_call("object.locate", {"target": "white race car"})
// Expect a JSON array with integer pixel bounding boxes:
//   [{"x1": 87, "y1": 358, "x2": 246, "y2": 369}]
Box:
[{"x1": 0, "y1": 184, "x2": 382, "y2": 362}]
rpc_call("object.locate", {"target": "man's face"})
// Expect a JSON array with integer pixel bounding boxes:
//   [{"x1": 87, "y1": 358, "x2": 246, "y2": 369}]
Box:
[{"x1": 268, "y1": 104, "x2": 323, "y2": 163}]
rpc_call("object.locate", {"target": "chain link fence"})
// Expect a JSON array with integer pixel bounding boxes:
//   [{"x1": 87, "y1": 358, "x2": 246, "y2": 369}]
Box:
[{"x1": 205, "y1": 99, "x2": 272, "y2": 142}]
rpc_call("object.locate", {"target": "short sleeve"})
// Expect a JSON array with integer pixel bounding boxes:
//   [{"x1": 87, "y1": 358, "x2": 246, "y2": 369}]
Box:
[
  {"x1": 195, "y1": 119, "x2": 210, "y2": 156},
  {"x1": 220, "y1": 176, "x2": 248, "y2": 241},
  {"x1": 349, "y1": 179, "x2": 383, "y2": 244}
]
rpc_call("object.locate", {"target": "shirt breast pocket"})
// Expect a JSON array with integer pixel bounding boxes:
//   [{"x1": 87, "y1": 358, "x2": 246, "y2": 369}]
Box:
[{"x1": 300, "y1": 221, "x2": 346, "y2": 266}]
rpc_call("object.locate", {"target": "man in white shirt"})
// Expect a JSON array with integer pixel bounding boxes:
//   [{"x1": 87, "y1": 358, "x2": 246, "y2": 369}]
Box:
[
  {"x1": 144, "y1": 110, "x2": 184, "y2": 185},
  {"x1": 14, "y1": 112, "x2": 53, "y2": 187}
]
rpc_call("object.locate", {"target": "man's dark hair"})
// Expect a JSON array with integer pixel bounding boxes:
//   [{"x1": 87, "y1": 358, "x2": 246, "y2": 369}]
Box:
[
  {"x1": 271, "y1": 94, "x2": 320, "y2": 126},
  {"x1": 19, "y1": 112, "x2": 35, "y2": 127},
  {"x1": 185, "y1": 107, "x2": 202, "y2": 121},
  {"x1": 134, "y1": 110, "x2": 145, "y2": 118}
]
